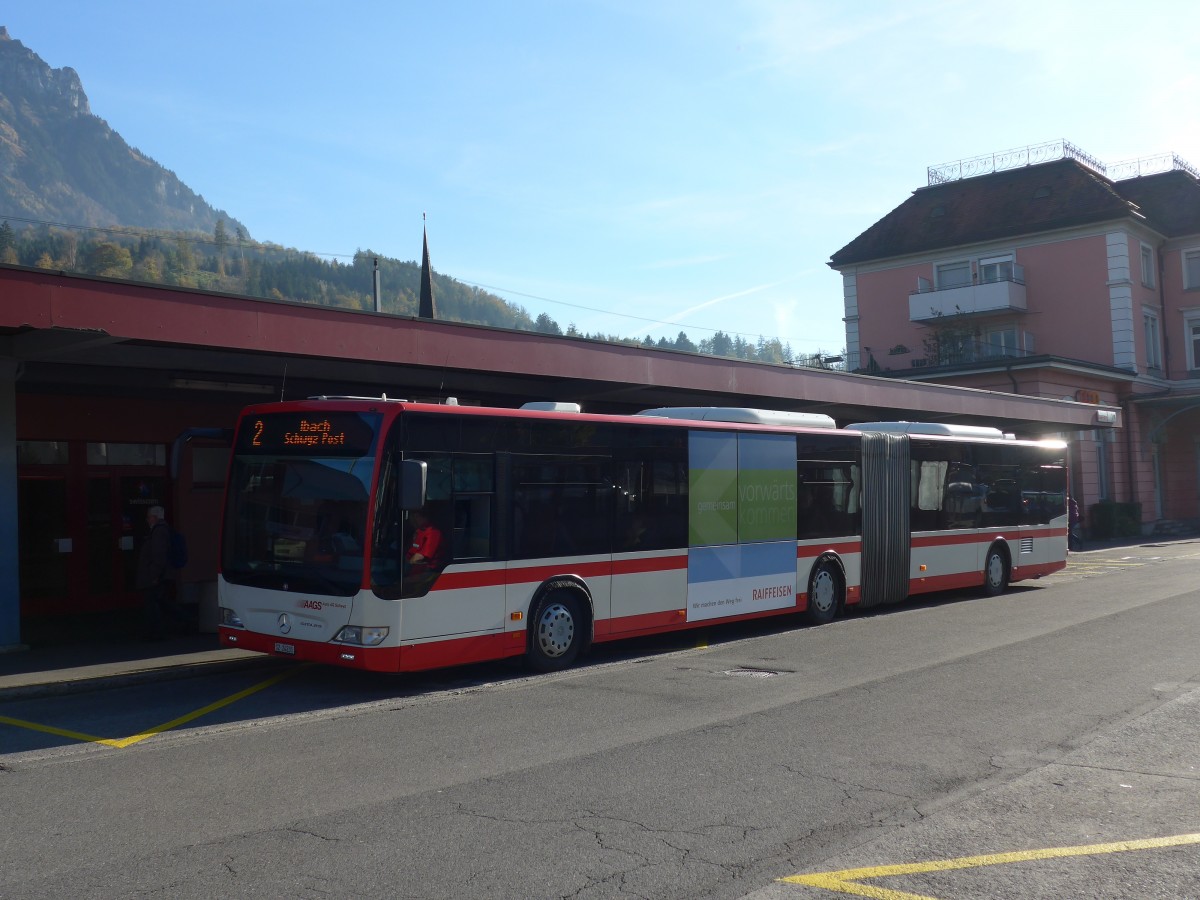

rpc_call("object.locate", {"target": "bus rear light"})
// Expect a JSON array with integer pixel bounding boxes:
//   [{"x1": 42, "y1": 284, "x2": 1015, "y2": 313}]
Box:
[
  {"x1": 334, "y1": 625, "x2": 389, "y2": 646},
  {"x1": 220, "y1": 607, "x2": 245, "y2": 628}
]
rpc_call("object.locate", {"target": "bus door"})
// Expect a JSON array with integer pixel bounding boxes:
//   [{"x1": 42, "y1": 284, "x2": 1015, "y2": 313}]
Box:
[
  {"x1": 859, "y1": 432, "x2": 910, "y2": 608},
  {"x1": 609, "y1": 453, "x2": 689, "y2": 634},
  {"x1": 391, "y1": 452, "x2": 506, "y2": 642}
]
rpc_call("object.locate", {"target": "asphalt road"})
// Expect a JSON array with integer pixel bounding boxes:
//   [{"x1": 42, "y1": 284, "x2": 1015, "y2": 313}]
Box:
[{"x1": 3, "y1": 541, "x2": 1200, "y2": 899}]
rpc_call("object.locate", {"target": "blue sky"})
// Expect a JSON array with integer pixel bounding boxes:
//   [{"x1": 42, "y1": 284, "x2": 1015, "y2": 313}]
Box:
[{"x1": 5, "y1": 1, "x2": 1199, "y2": 355}]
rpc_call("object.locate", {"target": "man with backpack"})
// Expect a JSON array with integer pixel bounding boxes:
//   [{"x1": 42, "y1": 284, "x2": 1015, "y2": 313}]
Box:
[{"x1": 136, "y1": 505, "x2": 187, "y2": 640}]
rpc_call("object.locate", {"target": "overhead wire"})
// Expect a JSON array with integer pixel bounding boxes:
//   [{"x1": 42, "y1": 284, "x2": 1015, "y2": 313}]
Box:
[{"x1": 0, "y1": 212, "x2": 840, "y2": 352}]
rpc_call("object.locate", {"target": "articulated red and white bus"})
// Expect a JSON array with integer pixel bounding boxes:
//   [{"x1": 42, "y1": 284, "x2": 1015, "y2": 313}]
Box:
[{"x1": 217, "y1": 398, "x2": 1068, "y2": 673}]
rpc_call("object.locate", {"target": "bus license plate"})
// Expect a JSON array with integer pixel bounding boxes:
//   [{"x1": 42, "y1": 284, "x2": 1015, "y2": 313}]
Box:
[{"x1": 274, "y1": 641, "x2": 295, "y2": 655}]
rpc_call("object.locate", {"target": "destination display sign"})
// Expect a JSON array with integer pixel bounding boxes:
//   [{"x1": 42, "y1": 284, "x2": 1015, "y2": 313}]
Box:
[{"x1": 235, "y1": 412, "x2": 381, "y2": 457}]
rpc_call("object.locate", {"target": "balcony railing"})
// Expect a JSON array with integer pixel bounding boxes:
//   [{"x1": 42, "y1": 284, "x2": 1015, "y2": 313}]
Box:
[
  {"x1": 909, "y1": 339, "x2": 1037, "y2": 369},
  {"x1": 910, "y1": 267, "x2": 1026, "y2": 322}
]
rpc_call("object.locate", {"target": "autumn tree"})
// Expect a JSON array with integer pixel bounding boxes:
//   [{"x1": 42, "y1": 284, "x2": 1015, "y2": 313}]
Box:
[
  {"x1": 134, "y1": 253, "x2": 163, "y2": 282},
  {"x1": 86, "y1": 242, "x2": 133, "y2": 278}
]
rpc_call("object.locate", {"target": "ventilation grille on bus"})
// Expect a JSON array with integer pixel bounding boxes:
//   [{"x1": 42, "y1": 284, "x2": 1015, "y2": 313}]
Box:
[{"x1": 1020, "y1": 538, "x2": 1034, "y2": 555}]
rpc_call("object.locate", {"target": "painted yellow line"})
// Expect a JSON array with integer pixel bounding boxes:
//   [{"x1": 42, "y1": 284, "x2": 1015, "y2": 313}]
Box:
[
  {"x1": 780, "y1": 832, "x2": 1200, "y2": 899},
  {"x1": 0, "y1": 664, "x2": 309, "y2": 750},
  {"x1": 0, "y1": 715, "x2": 120, "y2": 748}
]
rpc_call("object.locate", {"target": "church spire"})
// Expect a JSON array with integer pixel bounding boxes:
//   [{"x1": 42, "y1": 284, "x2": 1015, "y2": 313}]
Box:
[{"x1": 418, "y1": 214, "x2": 435, "y2": 320}]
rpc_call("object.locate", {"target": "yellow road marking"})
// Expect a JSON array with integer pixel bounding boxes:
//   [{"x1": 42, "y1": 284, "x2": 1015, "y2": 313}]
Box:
[
  {"x1": 780, "y1": 832, "x2": 1200, "y2": 899},
  {"x1": 0, "y1": 716, "x2": 117, "y2": 747},
  {"x1": 0, "y1": 664, "x2": 308, "y2": 750}
]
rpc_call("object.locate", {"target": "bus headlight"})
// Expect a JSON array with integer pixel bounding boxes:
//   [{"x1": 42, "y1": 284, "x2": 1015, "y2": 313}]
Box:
[
  {"x1": 219, "y1": 607, "x2": 244, "y2": 628},
  {"x1": 334, "y1": 625, "x2": 389, "y2": 646}
]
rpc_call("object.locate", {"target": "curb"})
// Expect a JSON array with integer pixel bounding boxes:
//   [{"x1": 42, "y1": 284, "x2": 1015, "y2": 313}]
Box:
[{"x1": 0, "y1": 653, "x2": 279, "y2": 703}]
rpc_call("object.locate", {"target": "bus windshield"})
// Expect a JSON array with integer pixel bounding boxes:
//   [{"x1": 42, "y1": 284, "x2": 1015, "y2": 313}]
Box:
[{"x1": 221, "y1": 411, "x2": 382, "y2": 596}]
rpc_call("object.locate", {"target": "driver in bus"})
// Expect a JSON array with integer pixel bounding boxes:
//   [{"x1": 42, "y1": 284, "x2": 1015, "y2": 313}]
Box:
[{"x1": 406, "y1": 506, "x2": 446, "y2": 577}]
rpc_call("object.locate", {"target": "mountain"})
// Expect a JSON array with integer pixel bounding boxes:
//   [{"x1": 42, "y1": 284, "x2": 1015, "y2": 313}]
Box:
[
  {"x1": 0, "y1": 27, "x2": 842, "y2": 368},
  {"x1": 0, "y1": 26, "x2": 247, "y2": 236}
]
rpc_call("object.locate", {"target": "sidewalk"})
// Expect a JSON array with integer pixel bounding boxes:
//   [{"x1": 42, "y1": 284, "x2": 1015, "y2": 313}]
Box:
[{"x1": 0, "y1": 630, "x2": 267, "y2": 700}]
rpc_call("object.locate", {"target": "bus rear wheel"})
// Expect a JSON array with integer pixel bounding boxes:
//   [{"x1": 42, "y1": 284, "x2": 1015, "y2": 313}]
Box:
[
  {"x1": 528, "y1": 589, "x2": 586, "y2": 671},
  {"x1": 803, "y1": 559, "x2": 842, "y2": 626},
  {"x1": 982, "y1": 544, "x2": 1010, "y2": 597}
]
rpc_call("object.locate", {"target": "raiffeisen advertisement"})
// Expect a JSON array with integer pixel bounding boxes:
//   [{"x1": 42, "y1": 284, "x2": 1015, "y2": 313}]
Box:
[{"x1": 687, "y1": 432, "x2": 797, "y2": 622}]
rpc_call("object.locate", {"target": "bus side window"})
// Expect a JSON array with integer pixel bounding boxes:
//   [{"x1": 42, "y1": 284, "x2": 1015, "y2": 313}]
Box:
[
  {"x1": 910, "y1": 460, "x2": 946, "y2": 531},
  {"x1": 942, "y1": 463, "x2": 980, "y2": 530},
  {"x1": 614, "y1": 457, "x2": 687, "y2": 552},
  {"x1": 452, "y1": 495, "x2": 492, "y2": 559}
]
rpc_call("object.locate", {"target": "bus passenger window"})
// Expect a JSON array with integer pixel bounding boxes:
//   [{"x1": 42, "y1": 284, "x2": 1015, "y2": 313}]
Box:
[{"x1": 452, "y1": 495, "x2": 492, "y2": 559}]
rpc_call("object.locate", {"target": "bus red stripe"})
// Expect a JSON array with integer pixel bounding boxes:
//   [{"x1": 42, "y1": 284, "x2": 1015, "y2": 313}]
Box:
[
  {"x1": 797, "y1": 540, "x2": 860, "y2": 557},
  {"x1": 431, "y1": 555, "x2": 689, "y2": 591},
  {"x1": 911, "y1": 528, "x2": 1065, "y2": 548}
]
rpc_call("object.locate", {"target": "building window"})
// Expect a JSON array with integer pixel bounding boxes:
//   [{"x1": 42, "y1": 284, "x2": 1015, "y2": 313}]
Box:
[
  {"x1": 1188, "y1": 316, "x2": 1200, "y2": 371},
  {"x1": 1141, "y1": 244, "x2": 1155, "y2": 289},
  {"x1": 984, "y1": 326, "x2": 1018, "y2": 357},
  {"x1": 17, "y1": 440, "x2": 69, "y2": 465},
  {"x1": 86, "y1": 443, "x2": 166, "y2": 466},
  {"x1": 978, "y1": 255, "x2": 1014, "y2": 284},
  {"x1": 1143, "y1": 309, "x2": 1162, "y2": 371},
  {"x1": 1185, "y1": 249, "x2": 1200, "y2": 290},
  {"x1": 935, "y1": 260, "x2": 971, "y2": 289}
]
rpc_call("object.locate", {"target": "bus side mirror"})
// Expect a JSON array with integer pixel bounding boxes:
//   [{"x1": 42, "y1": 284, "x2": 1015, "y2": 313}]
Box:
[{"x1": 398, "y1": 459, "x2": 427, "y2": 511}]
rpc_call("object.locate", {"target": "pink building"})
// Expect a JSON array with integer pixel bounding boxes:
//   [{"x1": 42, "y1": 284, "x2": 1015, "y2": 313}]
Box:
[{"x1": 830, "y1": 142, "x2": 1200, "y2": 536}]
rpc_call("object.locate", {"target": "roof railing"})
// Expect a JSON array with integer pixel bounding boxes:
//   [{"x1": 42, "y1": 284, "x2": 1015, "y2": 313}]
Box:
[
  {"x1": 1108, "y1": 152, "x2": 1200, "y2": 182},
  {"x1": 927, "y1": 141, "x2": 1199, "y2": 186},
  {"x1": 927, "y1": 140, "x2": 1105, "y2": 186}
]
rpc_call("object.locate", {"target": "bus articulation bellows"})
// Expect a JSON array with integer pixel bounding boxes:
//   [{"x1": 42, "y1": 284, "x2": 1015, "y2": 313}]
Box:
[{"x1": 217, "y1": 398, "x2": 1069, "y2": 673}]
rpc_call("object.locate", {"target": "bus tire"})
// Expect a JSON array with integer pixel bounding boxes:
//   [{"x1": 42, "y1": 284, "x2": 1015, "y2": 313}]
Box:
[
  {"x1": 528, "y1": 587, "x2": 586, "y2": 672},
  {"x1": 981, "y1": 543, "x2": 1010, "y2": 597},
  {"x1": 803, "y1": 558, "x2": 842, "y2": 626}
]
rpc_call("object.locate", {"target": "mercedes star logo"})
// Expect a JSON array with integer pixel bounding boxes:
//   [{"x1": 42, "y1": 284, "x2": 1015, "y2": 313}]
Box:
[{"x1": 278, "y1": 613, "x2": 291, "y2": 634}]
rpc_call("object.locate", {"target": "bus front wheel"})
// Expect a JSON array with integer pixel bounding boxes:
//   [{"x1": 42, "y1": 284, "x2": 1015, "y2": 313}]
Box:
[{"x1": 528, "y1": 588, "x2": 586, "y2": 671}]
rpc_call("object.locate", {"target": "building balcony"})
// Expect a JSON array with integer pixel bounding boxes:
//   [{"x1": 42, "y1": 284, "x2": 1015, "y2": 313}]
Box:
[
  {"x1": 908, "y1": 340, "x2": 1036, "y2": 370},
  {"x1": 909, "y1": 268, "x2": 1027, "y2": 322}
]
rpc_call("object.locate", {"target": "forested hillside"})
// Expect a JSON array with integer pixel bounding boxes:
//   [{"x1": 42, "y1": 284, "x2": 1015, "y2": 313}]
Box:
[
  {"x1": 0, "y1": 24, "x2": 842, "y2": 369},
  {"x1": 0, "y1": 220, "x2": 837, "y2": 366}
]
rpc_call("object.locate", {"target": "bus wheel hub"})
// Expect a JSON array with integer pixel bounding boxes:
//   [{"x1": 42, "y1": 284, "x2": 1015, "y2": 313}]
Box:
[{"x1": 537, "y1": 603, "x2": 575, "y2": 657}]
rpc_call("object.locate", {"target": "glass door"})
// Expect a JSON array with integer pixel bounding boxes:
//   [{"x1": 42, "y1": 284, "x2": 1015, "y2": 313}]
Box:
[
  {"x1": 86, "y1": 476, "x2": 117, "y2": 601},
  {"x1": 119, "y1": 474, "x2": 169, "y2": 609},
  {"x1": 17, "y1": 476, "x2": 71, "y2": 614}
]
